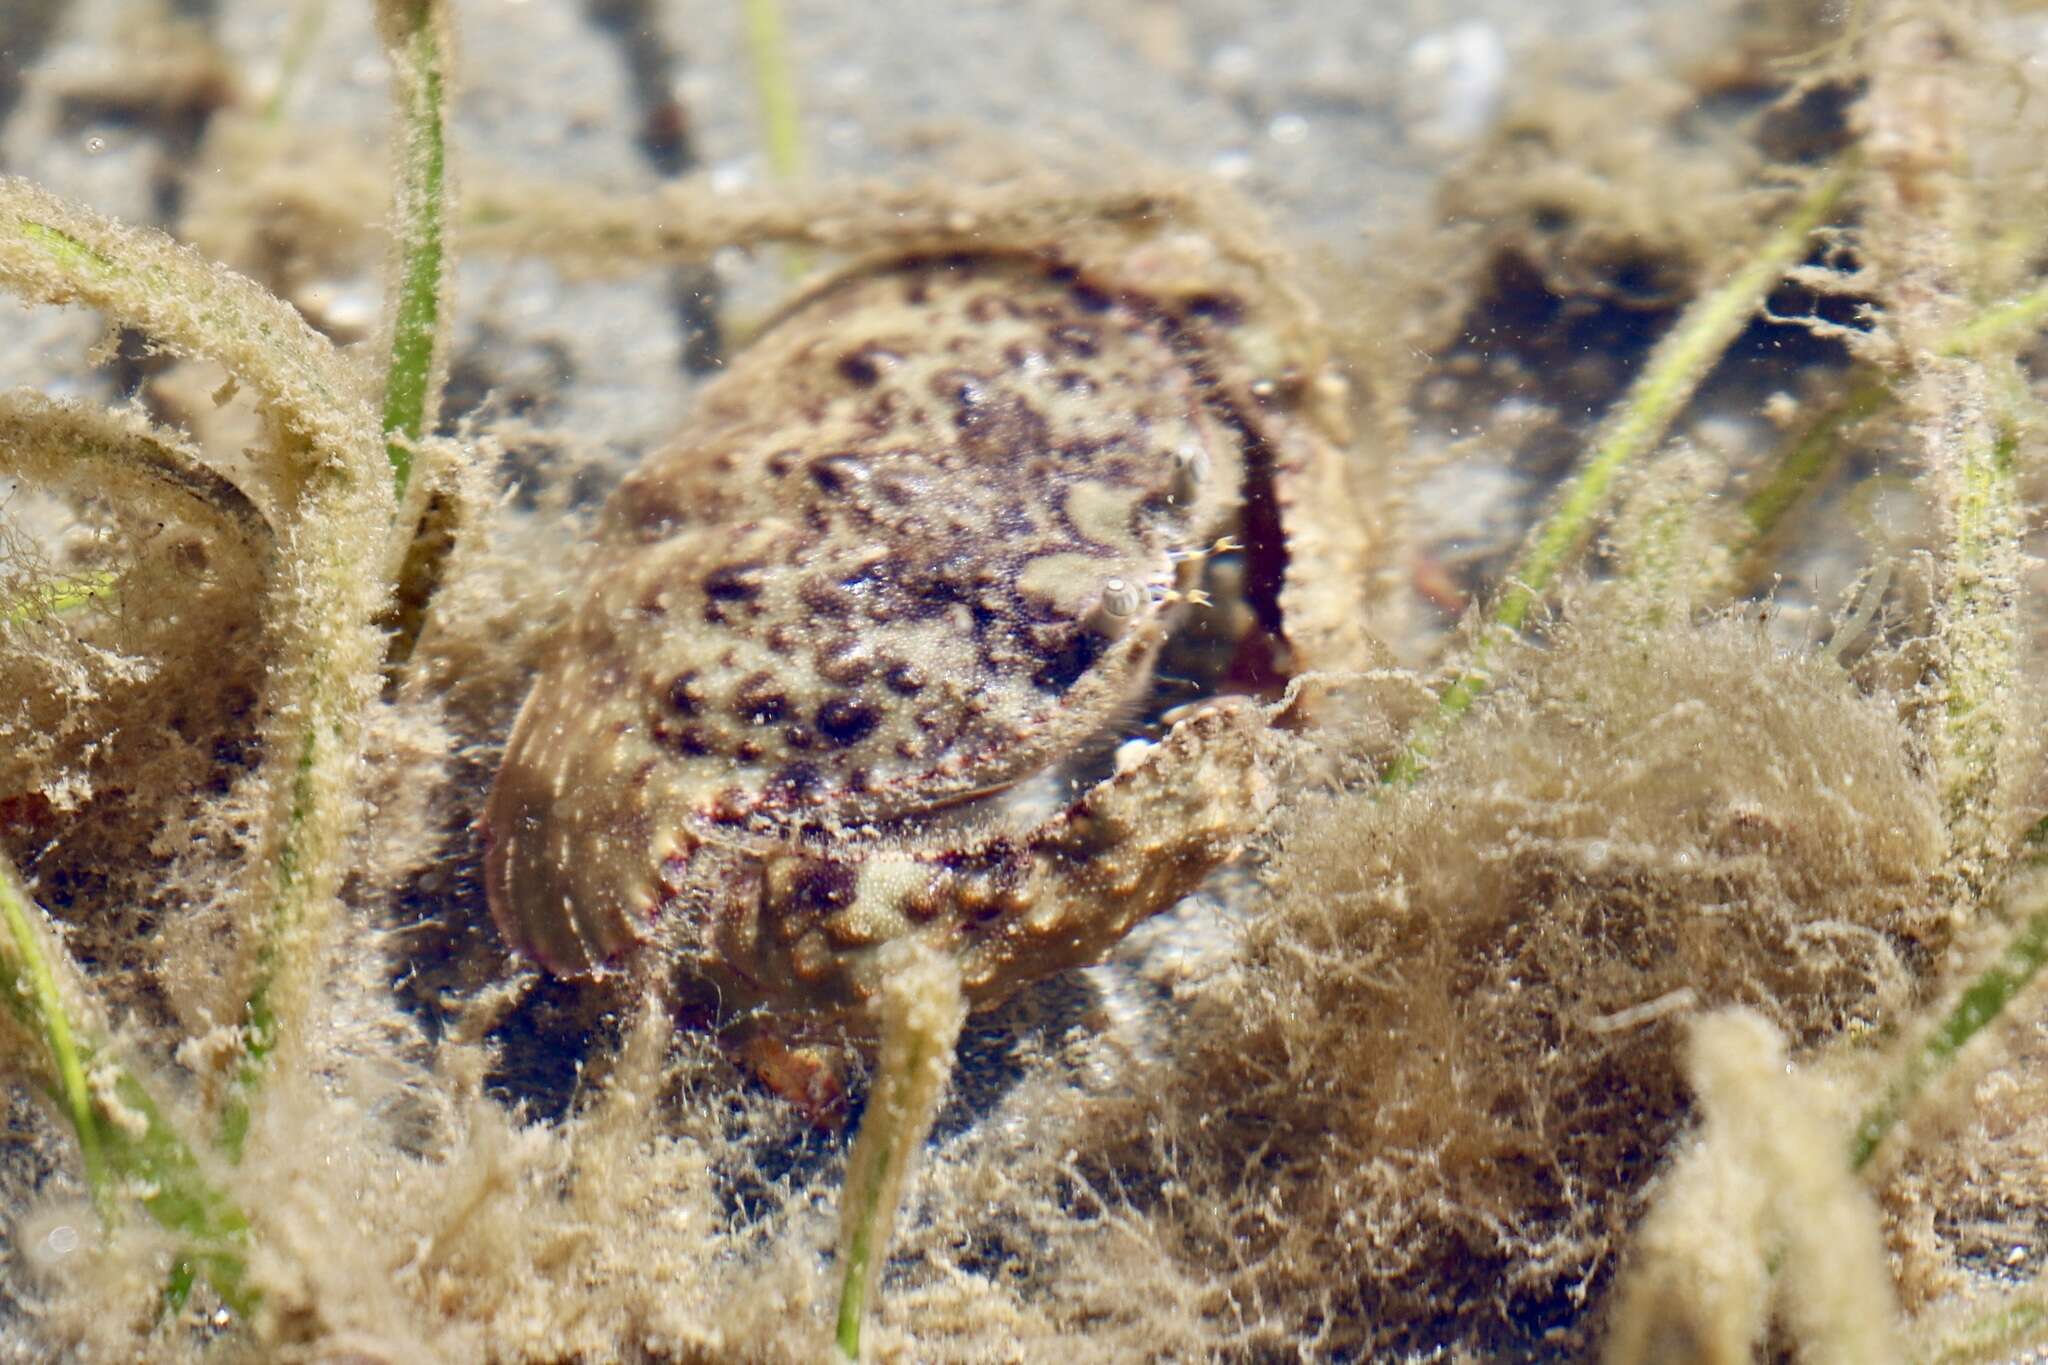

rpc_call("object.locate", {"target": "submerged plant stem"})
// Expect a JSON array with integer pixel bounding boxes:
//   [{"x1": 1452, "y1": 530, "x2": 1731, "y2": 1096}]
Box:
[
  {"x1": 1850, "y1": 890, "x2": 2048, "y2": 1171},
  {"x1": 742, "y1": 0, "x2": 810, "y2": 281},
  {"x1": 0, "y1": 179, "x2": 395, "y2": 1165},
  {"x1": 0, "y1": 858, "x2": 256, "y2": 1314},
  {"x1": 264, "y1": 0, "x2": 330, "y2": 124},
  {"x1": 220, "y1": 728, "x2": 319, "y2": 1158},
  {"x1": 1856, "y1": 7, "x2": 2023, "y2": 885},
  {"x1": 0, "y1": 861, "x2": 101, "y2": 1194},
  {"x1": 1935, "y1": 407, "x2": 2019, "y2": 855},
  {"x1": 1939, "y1": 281, "x2": 2048, "y2": 359},
  {"x1": 0, "y1": 570, "x2": 116, "y2": 625},
  {"x1": 376, "y1": 0, "x2": 452, "y2": 502},
  {"x1": 0, "y1": 182, "x2": 365, "y2": 440},
  {"x1": 1730, "y1": 373, "x2": 1892, "y2": 584},
  {"x1": 373, "y1": 0, "x2": 461, "y2": 681},
  {"x1": 461, "y1": 177, "x2": 1201, "y2": 271},
  {"x1": 1924, "y1": 1291, "x2": 2048, "y2": 1365},
  {"x1": 742, "y1": 0, "x2": 807, "y2": 186},
  {"x1": 1723, "y1": 273, "x2": 2048, "y2": 598},
  {"x1": 1383, "y1": 159, "x2": 1854, "y2": 784},
  {"x1": 0, "y1": 392, "x2": 274, "y2": 555}
]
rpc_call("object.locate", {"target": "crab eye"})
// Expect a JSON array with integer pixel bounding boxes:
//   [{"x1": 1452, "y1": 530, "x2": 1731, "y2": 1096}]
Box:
[{"x1": 1099, "y1": 576, "x2": 1144, "y2": 620}]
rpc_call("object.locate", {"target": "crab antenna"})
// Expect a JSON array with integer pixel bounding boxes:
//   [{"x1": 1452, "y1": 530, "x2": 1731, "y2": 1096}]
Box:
[{"x1": 1167, "y1": 534, "x2": 1243, "y2": 564}]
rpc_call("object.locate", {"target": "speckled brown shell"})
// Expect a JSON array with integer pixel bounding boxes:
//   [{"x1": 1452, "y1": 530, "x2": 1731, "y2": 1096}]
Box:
[{"x1": 483, "y1": 246, "x2": 1331, "y2": 1006}]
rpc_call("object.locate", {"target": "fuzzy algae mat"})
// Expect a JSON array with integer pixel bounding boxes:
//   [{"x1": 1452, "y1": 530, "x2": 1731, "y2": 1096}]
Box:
[{"x1": 4, "y1": 0, "x2": 2048, "y2": 1361}]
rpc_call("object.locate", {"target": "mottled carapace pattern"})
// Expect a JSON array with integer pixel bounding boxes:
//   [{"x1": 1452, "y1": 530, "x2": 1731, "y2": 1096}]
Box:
[{"x1": 485, "y1": 243, "x2": 1364, "y2": 1024}]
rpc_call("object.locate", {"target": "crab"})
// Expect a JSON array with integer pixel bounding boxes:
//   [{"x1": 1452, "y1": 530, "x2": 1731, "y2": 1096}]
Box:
[{"x1": 480, "y1": 197, "x2": 1375, "y2": 1047}]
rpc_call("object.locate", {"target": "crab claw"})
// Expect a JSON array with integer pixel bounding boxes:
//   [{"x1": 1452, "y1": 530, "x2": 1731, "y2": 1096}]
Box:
[{"x1": 707, "y1": 695, "x2": 1284, "y2": 1024}]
